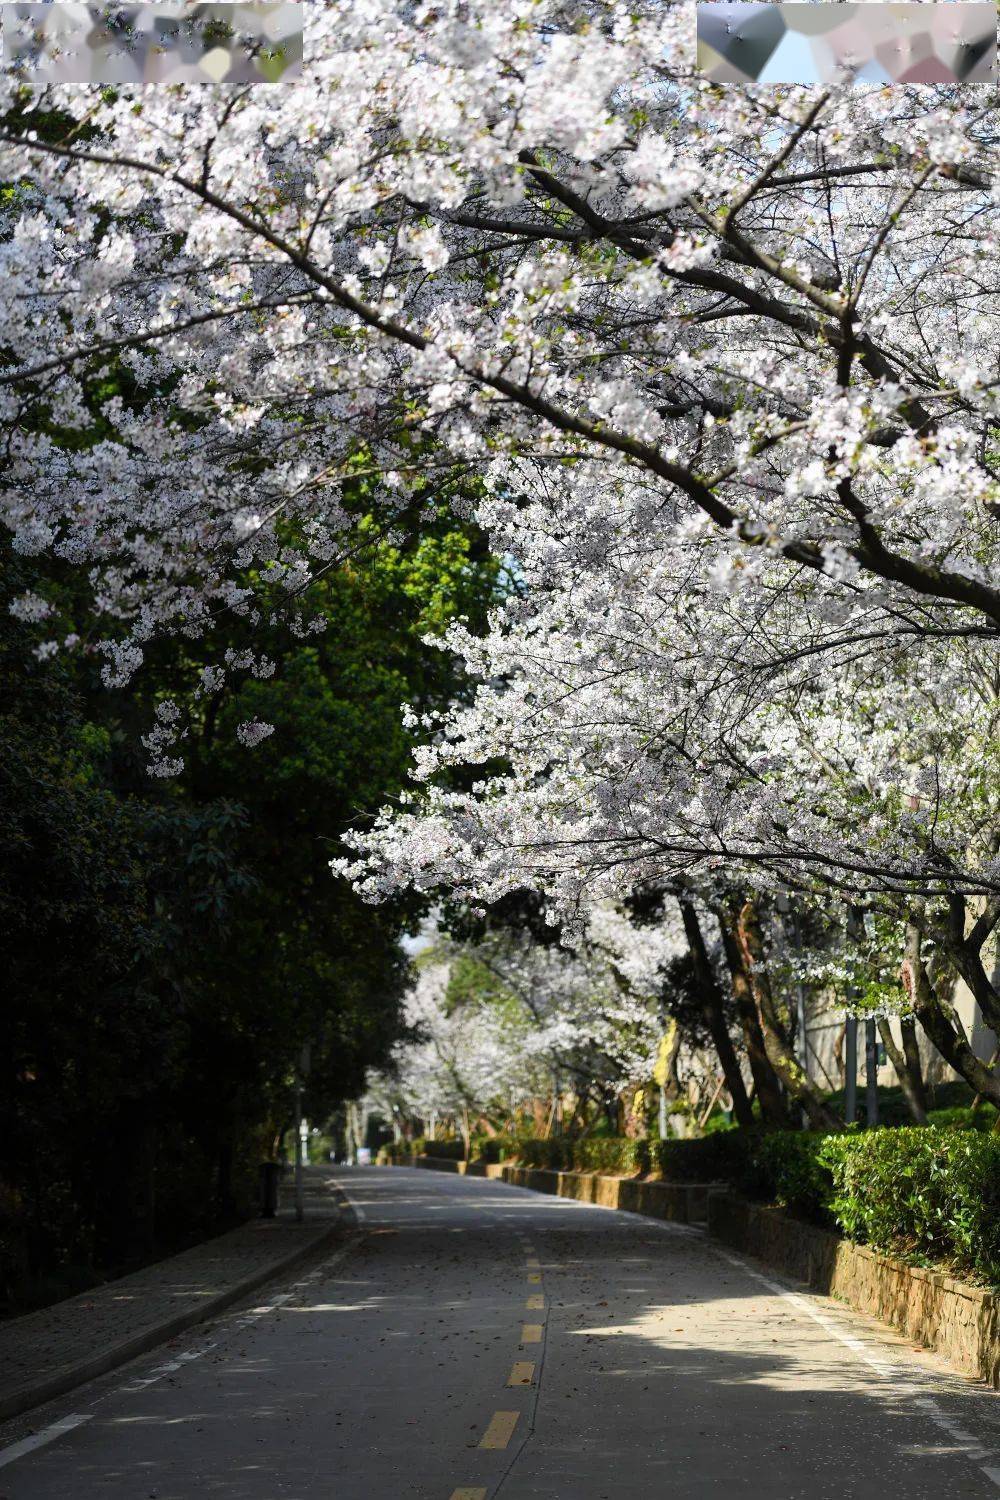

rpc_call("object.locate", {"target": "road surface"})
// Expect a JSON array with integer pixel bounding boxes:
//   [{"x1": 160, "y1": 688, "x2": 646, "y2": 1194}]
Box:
[{"x1": 1, "y1": 1165, "x2": 998, "y2": 1498}]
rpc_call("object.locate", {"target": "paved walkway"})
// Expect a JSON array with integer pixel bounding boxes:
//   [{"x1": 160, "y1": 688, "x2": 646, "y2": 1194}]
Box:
[
  {"x1": 0, "y1": 1167, "x2": 345, "y2": 1421},
  {"x1": 1, "y1": 1166, "x2": 998, "y2": 1498}
]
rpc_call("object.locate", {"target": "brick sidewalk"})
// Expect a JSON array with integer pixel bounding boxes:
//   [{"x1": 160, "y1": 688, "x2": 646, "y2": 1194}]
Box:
[{"x1": 0, "y1": 1166, "x2": 350, "y2": 1421}]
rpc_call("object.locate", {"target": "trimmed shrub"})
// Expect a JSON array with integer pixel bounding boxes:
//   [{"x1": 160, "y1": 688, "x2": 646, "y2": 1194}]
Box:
[
  {"x1": 751, "y1": 1132, "x2": 836, "y2": 1223},
  {"x1": 515, "y1": 1137, "x2": 652, "y2": 1174},
  {"x1": 819, "y1": 1128, "x2": 1000, "y2": 1284},
  {"x1": 411, "y1": 1137, "x2": 466, "y2": 1160},
  {"x1": 477, "y1": 1135, "x2": 521, "y2": 1164},
  {"x1": 653, "y1": 1132, "x2": 755, "y2": 1184}
]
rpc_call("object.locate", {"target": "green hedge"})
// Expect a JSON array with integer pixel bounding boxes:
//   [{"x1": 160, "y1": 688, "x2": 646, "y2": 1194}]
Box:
[
  {"x1": 820, "y1": 1128, "x2": 1000, "y2": 1284},
  {"x1": 377, "y1": 1135, "x2": 524, "y2": 1164},
  {"x1": 734, "y1": 1128, "x2": 1000, "y2": 1283},
  {"x1": 512, "y1": 1132, "x2": 755, "y2": 1182},
  {"x1": 517, "y1": 1137, "x2": 651, "y2": 1173},
  {"x1": 411, "y1": 1138, "x2": 466, "y2": 1160}
]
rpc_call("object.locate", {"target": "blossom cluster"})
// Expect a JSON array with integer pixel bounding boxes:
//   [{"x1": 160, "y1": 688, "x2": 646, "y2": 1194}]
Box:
[{"x1": 1, "y1": 4, "x2": 999, "y2": 905}]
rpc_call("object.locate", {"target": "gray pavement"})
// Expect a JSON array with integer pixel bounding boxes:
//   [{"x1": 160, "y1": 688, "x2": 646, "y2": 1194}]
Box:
[
  {"x1": 0, "y1": 1166, "x2": 344, "y2": 1422},
  {"x1": 1, "y1": 1165, "x2": 999, "y2": 1498}
]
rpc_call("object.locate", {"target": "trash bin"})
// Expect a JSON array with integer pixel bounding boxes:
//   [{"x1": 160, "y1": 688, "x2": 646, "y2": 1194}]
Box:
[{"x1": 259, "y1": 1160, "x2": 282, "y2": 1218}]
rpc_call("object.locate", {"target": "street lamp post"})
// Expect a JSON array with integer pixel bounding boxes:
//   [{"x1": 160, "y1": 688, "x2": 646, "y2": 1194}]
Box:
[
  {"x1": 845, "y1": 1018, "x2": 858, "y2": 1125},
  {"x1": 294, "y1": 1042, "x2": 311, "y2": 1224},
  {"x1": 294, "y1": 1072, "x2": 304, "y2": 1223}
]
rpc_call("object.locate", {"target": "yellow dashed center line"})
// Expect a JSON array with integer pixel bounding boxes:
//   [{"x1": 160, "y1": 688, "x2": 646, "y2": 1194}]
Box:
[
  {"x1": 507, "y1": 1360, "x2": 535, "y2": 1386},
  {"x1": 520, "y1": 1323, "x2": 543, "y2": 1344},
  {"x1": 479, "y1": 1410, "x2": 520, "y2": 1449},
  {"x1": 525, "y1": 1257, "x2": 540, "y2": 1269},
  {"x1": 527, "y1": 1272, "x2": 541, "y2": 1284},
  {"x1": 526, "y1": 1294, "x2": 544, "y2": 1310},
  {"x1": 449, "y1": 1490, "x2": 487, "y2": 1500}
]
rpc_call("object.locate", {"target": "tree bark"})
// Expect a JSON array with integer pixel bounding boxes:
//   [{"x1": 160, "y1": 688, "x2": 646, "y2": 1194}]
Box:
[
  {"x1": 900, "y1": 1016, "x2": 928, "y2": 1114},
  {"x1": 716, "y1": 899, "x2": 791, "y2": 1128},
  {"x1": 734, "y1": 898, "x2": 843, "y2": 1132},
  {"x1": 904, "y1": 921, "x2": 1000, "y2": 1108},
  {"x1": 876, "y1": 1017, "x2": 927, "y2": 1124},
  {"x1": 679, "y1": 897, "x2": 754, "y2": 1128}
]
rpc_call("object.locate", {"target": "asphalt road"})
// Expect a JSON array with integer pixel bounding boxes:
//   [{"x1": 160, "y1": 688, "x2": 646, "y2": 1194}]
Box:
[{"x1": 2, "y1": 1165, "x2": 999, "y2": 1499}]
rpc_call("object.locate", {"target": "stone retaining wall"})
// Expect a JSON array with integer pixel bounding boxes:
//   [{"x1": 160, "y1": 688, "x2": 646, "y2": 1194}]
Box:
[
  {"x1": 394, "y1": 1154, "x2": 719, "y2": 1223},
  {"x1": 496, "y1": 1163, "x2": 719, "y2": 1224},
  {"x1": 709, "y1": 1194, "x2": 1000, "y2": 1389}
]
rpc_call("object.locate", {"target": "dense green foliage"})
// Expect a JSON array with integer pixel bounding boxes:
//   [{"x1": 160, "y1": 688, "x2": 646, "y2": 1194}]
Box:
[
  {"x1": 1, "y1": 506, "x2": 498, "y2": 1310},
  {"x1": 400, "y1": 1130, "x2": 755, "y2": 1178},
  {"x1": 820, "y1": 1130, "x2": 1000, "y2": 1284}
]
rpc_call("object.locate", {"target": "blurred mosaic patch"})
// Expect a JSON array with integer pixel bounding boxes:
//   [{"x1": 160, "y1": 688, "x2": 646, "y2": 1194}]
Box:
[
  {"x1": 697, "y1": 2, "x2": 996, "y2": 83},
  {"x1": 0, "y1": 2, "x2": 302, "y2": 83}
]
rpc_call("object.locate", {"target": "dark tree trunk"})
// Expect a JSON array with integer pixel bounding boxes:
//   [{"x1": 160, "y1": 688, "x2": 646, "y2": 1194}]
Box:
[
  {"x1": 905, "y1": 922, "x2": 1000, "y2": 1110},
  {"x1": 678, "y1": 897, "x2": 754, "y2": 1128},
  {"x1": 877, "y1": 1017, "x2": 927, "y2": 1124},
  {"x1": 717, "y1": 900, "x2": 791, "y2": 1128},
  {"x1": 900, "y1": 1018, "x2": 927, "y2": 1112},
  {"x1": 734, "y1": 898, "x2": 843, "y2": 1133}
]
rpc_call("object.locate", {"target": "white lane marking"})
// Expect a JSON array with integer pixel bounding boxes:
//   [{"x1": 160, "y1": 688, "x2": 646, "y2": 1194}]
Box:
[
  {"x1": 1, "y1": 1218, "x2": 366, "y2": 1465},
  {"x1": 118, "y1": 1343, "x2": 216, "y2": 1393},
  {"x1": 710, "y1": 1243, "x2": 1000, "y2": 1491},
  {"x1": 0, "y1": 1414, "x2": 91, "y2": 1470},
  {"x1": 233, "y1": 1291, "x2": 295, "y2": 1326},
  {"x1": 329, "y1": 1174, "x2": 369, "y2": 1226},
  {"x1": 113, "y1": 1240, "x2": 361, "y2": 1396}
]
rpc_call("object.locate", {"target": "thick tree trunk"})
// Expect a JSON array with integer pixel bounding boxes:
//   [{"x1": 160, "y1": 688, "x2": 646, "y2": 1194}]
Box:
[
  {"x1": 904, "y1": 922, "x2": 1000, "y2": 1109},
  {"x1": 661, "y1": 1019, "x2": 682, "y2": 1098},
  {"x1": 717, "y1": 900, "x2": 791, "y2": 1128},
  {"x1": 735, "y1": 898, "x2": 843, "y2": 1133},
  {"x1": 876, "y1": 1017, "x2": 927, "y2": 1124},
  {"x1": 900, "y1": 1018, "x2": 927, "y2": 1109},
  {"x1": 678, "y1": 897, "x2": 754, "y2": 1128}
]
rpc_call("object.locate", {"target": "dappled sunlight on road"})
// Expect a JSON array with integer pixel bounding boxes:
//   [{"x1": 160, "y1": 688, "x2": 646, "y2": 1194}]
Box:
[{"x1": 3, "y1": 1168, "x2": 998, "y2": 1500}]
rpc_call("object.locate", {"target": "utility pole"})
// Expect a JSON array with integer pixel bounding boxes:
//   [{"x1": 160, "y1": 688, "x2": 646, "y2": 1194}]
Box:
[
  {"x1": 845, "y1": 1018, "x2": 858, "y2": 1124},
  {"x1": 865, "y1": 1019, "x2": 879, "y2": 1128},
  {"x1": 845, "y1": 907, "x2": 863, "y2": 1125}
]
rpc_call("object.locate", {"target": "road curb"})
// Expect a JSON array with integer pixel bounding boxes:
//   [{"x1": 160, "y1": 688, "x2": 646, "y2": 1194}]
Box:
[{"x1": 0, "y1": 1218, "x2": 352, "y2": 1425}]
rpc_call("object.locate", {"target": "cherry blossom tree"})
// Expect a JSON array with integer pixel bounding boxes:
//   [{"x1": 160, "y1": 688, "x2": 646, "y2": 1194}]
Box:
[
  {"x1": 4, "y1": 5, "x2": 1000, "y2": 1105},
  {"x1": 368, "y1": 908, "x2": 678, "y2": 1141}
]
